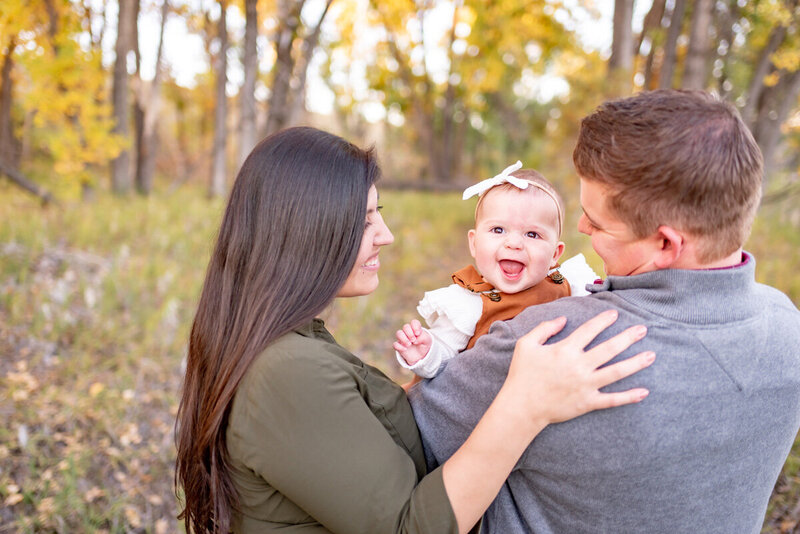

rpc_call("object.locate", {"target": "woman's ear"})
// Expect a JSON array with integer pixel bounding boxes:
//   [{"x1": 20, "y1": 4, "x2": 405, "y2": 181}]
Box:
[{"x1": 551, "y1": 241, "x2": 566, "y2": 267}]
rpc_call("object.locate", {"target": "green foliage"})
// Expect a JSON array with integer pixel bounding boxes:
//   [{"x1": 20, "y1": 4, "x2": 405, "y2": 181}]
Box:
[{"x1": 0, "y1": 183, "x2": 798, "y2": 531}]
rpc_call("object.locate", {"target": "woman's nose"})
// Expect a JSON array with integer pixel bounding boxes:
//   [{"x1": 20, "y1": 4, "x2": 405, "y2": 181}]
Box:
[{"x1": 376, "y1": 218, "x2": 394, "y2": 246}]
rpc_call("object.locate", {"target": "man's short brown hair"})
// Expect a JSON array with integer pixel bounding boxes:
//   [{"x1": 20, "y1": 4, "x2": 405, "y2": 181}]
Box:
[{"x1": 573, "y1": 89, "x2": 763, "y2": 263}]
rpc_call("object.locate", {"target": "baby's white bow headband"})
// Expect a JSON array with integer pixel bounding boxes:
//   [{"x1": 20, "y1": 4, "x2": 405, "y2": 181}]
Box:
[
  {"x1": 462, "y1": 161, "x2": 526, "y2": 200},
  {"x1": 462, "y1": 160, "x2": 563, "y2": 237}
]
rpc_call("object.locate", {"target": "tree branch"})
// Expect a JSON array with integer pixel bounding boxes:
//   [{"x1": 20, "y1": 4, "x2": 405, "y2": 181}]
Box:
[{"x1": 0, "y1": 160, "x2": 55, "y2": 205}]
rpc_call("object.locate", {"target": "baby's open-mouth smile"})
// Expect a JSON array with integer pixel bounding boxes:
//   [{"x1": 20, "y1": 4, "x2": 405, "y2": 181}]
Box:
[{"x1": 499, "y1": 259, "x2": 525, "y2": 280}]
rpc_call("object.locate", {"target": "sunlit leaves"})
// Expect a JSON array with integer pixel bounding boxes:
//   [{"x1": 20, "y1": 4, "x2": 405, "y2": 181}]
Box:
[{"x1": 3, "y1": 0, "x2": 124, "y2": 198}]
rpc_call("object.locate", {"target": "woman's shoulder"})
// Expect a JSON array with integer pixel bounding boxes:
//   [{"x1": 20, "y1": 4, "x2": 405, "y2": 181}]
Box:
[{"x1": 243, "y1": 321, "x2": 360, "y2": 391}]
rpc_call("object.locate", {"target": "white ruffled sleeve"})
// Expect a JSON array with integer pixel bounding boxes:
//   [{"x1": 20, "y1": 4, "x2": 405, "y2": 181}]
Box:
[
  {"x1": 556, "y1": 253, "x2": 600, "y2": 296},
  {"x1": 395, "y1": 285, "x2": 482, "y2": 378}
]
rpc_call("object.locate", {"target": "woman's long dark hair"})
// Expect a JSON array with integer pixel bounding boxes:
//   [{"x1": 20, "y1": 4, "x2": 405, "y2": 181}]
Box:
[{"x1": 175, "y1": 127, "x2": 380, "y2": 533}]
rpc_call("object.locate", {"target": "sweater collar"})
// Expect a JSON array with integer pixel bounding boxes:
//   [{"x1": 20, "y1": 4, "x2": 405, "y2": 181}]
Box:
[{"x1": 586, "y1": 252, "x2": 758, "y2": 324}]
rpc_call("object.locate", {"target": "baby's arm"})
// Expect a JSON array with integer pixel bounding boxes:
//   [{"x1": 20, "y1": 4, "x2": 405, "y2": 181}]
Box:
[
  {"x1": 395, "y1": 315, "x2": 465, "y2": 378},
  {"x1": 393, "y1": 319, "x2": 433, "y2": 365}
]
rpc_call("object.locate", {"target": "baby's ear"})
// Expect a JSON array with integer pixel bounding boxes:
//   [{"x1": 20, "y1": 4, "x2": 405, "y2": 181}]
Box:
[
  {"x1": 551, "y1": 241, "x2": 566, "y2": 266},
  {"x1": 467, "y1": 229, "x2": 478, "y2": 259}
]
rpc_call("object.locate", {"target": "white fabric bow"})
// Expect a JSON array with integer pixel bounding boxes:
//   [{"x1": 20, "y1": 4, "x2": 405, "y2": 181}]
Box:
[{"x1": 462, "y1": 161, "x2": 526, "y2": 200}]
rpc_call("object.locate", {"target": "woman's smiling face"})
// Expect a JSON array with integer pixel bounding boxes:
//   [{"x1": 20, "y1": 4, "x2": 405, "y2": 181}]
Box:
[{"x1": 337, "y1": 186, "x2": 394, "y2": 298}]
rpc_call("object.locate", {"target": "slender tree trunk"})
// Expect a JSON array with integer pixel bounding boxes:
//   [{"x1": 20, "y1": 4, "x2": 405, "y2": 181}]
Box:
[
  {"x1": 639, "y1": 0, "x2": 666, "y2": 90},
  {"x1": 286, "y1": 0, "x2": 334, "y2": 127},
  {"x1": 210, "y1": 0, "x2": 229, "y2": 197},
  {"x1": 239, "y1": 0, "x2": 258, "y2": 166},
  {"x1": 133, "y1": 0, "x2": 144, "y2": 192},
  {"x1": 659, "y1": 0, "x2": 686, "y2": 89},
  {"x1": 752, "y1": 69, "x2": 800, "y2": 180},
  {"x1": 636, "y1": 0, "x2": 666, "y2": 55},
  {"x1": 714, "y1": 0, "x2": 738, "y2": 99},
  {"x1": 111, "y1": 0, "x2": 137, "y2": 194},
  {"x1": 741, "y1": 25, "x2": 788, "y2": 126},
  {"x1": 438, "y1": 2, "x2": 461, "y2": 183},
  {"x1": 0, "y1": 38, "x2": 20, "y2": 170},
  {"x1": 264, "y1": 0, "x2": 303, "y2": 136},
  {"x1": 682, "y1": 0, "x2": 713, "y2": 90},
  {"x1": 136, "y1": 0, "x2": 169, "y2": 195},
  {"x1": 609, "y1": 0, "x2": 634, "y2": 94}
]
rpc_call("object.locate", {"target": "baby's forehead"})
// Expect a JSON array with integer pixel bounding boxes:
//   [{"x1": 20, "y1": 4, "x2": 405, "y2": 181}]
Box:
[{"x1": 476, "y1": 186, "x2": 561, "y2": 223}]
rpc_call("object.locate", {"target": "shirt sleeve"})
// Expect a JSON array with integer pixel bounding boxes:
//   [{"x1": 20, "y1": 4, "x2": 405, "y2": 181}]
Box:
[
  {"x1": 408, "y1": 317, "x2": 519, "y2": 469},
  {"x1": 557, "y1": 253, "x2": 600, "y2": 297},
  {"x1": 396, "y1": 319, "x2": 464, "y2": 378},
  {"x1": 229, "y1": 344, "x2": 461, "y2": 534}
]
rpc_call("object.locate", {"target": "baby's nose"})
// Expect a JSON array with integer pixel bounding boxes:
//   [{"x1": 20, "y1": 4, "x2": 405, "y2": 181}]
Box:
[{"x1": 504, "y1": 233, "x2": 523, "y2": 249}]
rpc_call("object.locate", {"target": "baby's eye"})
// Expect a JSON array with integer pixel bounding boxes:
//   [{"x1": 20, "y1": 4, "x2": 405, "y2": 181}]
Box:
[
  {"x1": 490, "y1": 227, "x2": 505, "y2": 234},
  {"x1": 526, "y1": 231, "x2": 541, "y2": 239}
]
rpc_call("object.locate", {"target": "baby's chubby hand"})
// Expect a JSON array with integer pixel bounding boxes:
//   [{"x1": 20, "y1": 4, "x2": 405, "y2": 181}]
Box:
[{"x1": 393, "y1": 319, "x2": 432, "y2": 366}]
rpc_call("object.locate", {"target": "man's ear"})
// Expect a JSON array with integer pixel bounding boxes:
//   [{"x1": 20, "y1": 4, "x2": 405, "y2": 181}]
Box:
[
  {"x1": 652, "y1": 225, "x2": 686, "y2": 269},
  {"x1": 551, "y1": 241, "x2": 566, "y2": 267}
]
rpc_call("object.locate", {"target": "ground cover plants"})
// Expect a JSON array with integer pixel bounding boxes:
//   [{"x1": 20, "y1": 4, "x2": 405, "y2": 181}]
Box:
[{"x1": 1, "y1": 183, "x2": 798, "y2": 532}]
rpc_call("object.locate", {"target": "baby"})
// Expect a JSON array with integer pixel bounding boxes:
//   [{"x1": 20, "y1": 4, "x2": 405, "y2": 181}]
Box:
[{"x1": 394, "y1": 161, "x2": 598, "y2": 378}]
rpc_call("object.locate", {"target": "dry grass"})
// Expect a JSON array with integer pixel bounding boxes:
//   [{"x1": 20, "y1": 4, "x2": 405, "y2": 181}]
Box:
[{"x1": 0, "y1": 183, "x2": 798, "y2": 532}]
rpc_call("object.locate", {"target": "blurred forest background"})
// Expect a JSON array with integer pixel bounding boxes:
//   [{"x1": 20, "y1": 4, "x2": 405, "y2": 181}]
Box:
[{"x1": 1, "y1": 0, "x2": 799, "y2": 532}]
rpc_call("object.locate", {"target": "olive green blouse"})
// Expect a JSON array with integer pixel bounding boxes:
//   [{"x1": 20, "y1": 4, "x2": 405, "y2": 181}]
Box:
[{"x1": 226, "y1": 319, "x2": 462, "y2": 533}]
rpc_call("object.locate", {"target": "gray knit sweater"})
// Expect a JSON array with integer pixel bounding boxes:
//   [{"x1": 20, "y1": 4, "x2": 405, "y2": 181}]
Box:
[{"x1": 408, "y1": 253, "x2": 800, "y2": 533}]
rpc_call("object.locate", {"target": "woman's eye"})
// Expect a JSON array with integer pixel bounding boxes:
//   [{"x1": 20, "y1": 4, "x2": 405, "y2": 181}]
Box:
[{"x1": 526, "y1": 231, "x2": 540, "y2": 239}]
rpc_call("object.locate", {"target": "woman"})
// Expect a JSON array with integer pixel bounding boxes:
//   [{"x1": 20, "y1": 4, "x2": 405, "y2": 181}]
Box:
[{"x1": 175, "y1": 127, "x2": 653, "y2": 533}]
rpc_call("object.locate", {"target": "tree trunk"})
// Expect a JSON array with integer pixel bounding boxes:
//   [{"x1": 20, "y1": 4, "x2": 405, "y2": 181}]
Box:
[
  {"x1": 0, "y1": 38, "x2": 20, "y2": 170},
  {"x1": 682, "y1": 0, "x2": 713, "y2": 90},
  {"x1": 741, "y1": 25, "x2": 787, "y2": 126},
  {"x1": 636, "y1": 0, "x2": 666, "y2": 55},
  {"x1": 438, "y1": 3, "x2": 461, "y2": 183},
  {"x1": 638, "y1": 0, "x2": 666, "y2": 90},
  {"x1": 752, "y1": 69, "x2": 800, "y2": 181},
  {"x1": 713, "y1": 0, "x2": 738, "y2": 99},
  {"x1": 111, "y1": 0, "x2": 137, "y2": 195},
  {"x1": 609, "y1": 0, "x2": 634, "y2": 94},
  {"x1": 135, "y1": 0, "x2": 169, "y2": 195},
  {"x1": 264, "y1": 0, "x2": 303, "y2": 136},
  {"x1": 286, "y1": 0, "x2": 334, "y2": 128},
  {"x1": 659, "y1": 0, "x2": 686, "y2": 89},
  {"x1": 133, "y1": 0, "x2": 144, "y2": 192},
  {"x1": 239, "y1": 0, "x2": 258, "y2": 166},
  {"x1": 210, "y1": 0, "x2": 229, "y2": 198}
]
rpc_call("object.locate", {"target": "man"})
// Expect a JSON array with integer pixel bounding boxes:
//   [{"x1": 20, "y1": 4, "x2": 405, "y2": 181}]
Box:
[{"x1": 408, "y1": 90, "x2": 800, "y2": 533}]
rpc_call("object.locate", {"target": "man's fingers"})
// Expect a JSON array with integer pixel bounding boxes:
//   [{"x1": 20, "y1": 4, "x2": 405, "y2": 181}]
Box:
[
  {"x1": 586, "y1": 324, "x2": 648, "y2": 368},
  {"x1": 592, "y1": 388, "x2": 650, "y2": 410},
  {"x1": 593, "y1": 351, "x2": 656, "y2": 388},
  {"x1": 519, "y1": 316, "x2": 568, "y2": 346},
  {"x1": 560, "y1": 310, "x2": 620, "y2": 349}
]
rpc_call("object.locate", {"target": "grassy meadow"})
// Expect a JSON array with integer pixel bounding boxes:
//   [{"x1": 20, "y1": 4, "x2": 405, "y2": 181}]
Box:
[{"x1": 1, "y1": 182, "x2": 799, "y2": 532}]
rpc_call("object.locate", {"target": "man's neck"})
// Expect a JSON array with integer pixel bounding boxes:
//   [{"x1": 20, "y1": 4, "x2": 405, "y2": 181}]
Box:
[{"x1": 676, "y1": 248, "x2": 744, "y2": 270}]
